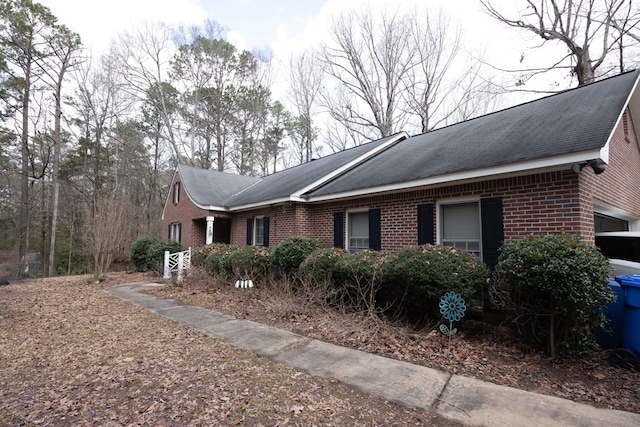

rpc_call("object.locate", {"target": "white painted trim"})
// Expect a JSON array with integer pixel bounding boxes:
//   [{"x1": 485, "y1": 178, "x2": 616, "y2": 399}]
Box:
[
  {"x1": 161, "y1": 168, "x2": 180, "y2": 221},
  {"x1": 593, "y1": 199, "x2": 640, "y2": 231},
  {"x1": 304, "y1": 150, "x2": 603, "y2": 203},
  {"x1": 435, "y1": 198, "x2": 481, "y2": 248},
  {"x1": 345, "y1": 208, "x2": 370, "y2": 253},
  {"x1": 291, "y1": 132, "x2": 408, "y2": 198}
]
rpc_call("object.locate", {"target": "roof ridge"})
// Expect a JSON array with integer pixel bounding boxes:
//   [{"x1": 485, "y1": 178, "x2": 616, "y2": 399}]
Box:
[{"x1": 418, "y1": 69, "x2": 640, "y2": 138}]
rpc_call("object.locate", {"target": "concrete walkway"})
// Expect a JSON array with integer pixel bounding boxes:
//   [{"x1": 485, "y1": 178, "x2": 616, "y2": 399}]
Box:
[{"x1": 106, "y1": 282, "x2": 640, "y2": 427}]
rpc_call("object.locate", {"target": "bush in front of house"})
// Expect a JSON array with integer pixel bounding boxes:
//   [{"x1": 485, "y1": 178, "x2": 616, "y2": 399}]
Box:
[
  {"x1": 338, "y1": 249, "x2": 388, "y2": 315},
  {"x1": 298, "y1": 247, "x2": 347, "y2": 286},
  {"x1": 130, "y1": 237, "x2": 181, "y2": 272},
  {"x1": 271, "y1": 235, "x2": 323, "y2": 276},
  {"x1": 492, "y1": 234, "x2": 613, "y2": 357},
  {"x1": 201, "y1": 244, "x2": 240, "y2": 280},
  {"x1": 227, "y1": 245, "x2": 272, "y2": 283},
  {"x1": 381, "y1": 244, "x2": 489, "y2": 321}
]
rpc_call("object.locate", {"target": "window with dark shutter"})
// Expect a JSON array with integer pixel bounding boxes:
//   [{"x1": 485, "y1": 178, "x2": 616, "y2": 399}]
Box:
[
  {"x1": 263, "y1": 217, "x2": 270, "y2": 247},
  {"x1": 480, "y1": 197, "x2": 504, "y2": 270},
  {"x1": 368, "y1": 208, "x2": 381, "y2": 251},
  {"x1": 246, "y1": 218, "x2": 253, "y2": 245},
  {"x1": 417, "y1": 204, "x2": 434, "y2": 245},
  {"x1": 333, "y1": 212, "x2": 344, "y2": 248}
]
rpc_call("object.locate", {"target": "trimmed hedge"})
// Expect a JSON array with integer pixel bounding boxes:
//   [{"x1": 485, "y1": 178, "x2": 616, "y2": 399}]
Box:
[
  {"x1": 271, "y1": 235, "x2": 323, "y2": 276},
  {"x1": 493, "y1": 234, "x2": 613, "y2": 356},
  {"x1": 381, "y1": 244, "x2": 489, "y2": 321}
]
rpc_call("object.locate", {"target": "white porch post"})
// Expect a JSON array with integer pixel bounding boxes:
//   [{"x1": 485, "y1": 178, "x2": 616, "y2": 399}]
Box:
[{"x1": 206, "y1": 216, "x2": 215, "y2": 245}]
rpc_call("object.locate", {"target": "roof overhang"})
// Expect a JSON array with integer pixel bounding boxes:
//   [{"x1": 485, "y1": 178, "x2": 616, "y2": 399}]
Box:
[{"x1": 302, "y1": 149, "x2": 604, "y2": 203}]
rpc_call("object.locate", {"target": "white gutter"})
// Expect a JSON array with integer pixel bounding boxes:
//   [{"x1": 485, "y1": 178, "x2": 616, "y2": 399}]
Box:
[{"x1": 303, "y1": 149, "x2": 604, "y2": 203}]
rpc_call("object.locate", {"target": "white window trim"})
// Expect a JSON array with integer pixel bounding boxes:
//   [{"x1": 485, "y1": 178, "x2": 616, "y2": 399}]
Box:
[
  {"x1": 346, "y1": 208, "x2": 369, "y2": 253},
  {"x1": 436, "y1": 197, "x2": 482, "y2": 259},
  {"x1": 253, "y1": 215, "x2": 265, "y2": 246},
  {"x1": 173, "y1": 182, "x2": 180, "y2": 204},
  {"x1": 593, "y1": 199, "x2": 640, "y2": 231},
  {"x1": 170, "y1": 222, "x2": 181, "y2": 243}
]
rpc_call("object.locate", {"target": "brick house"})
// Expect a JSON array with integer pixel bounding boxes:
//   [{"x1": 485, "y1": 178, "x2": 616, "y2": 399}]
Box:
[{"x1": 162, "y1": 70, "x2": 640, "y2": 269}]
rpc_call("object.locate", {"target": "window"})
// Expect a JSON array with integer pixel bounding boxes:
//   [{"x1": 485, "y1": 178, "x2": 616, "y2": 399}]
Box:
[
  {"x1": 254, "y1": 216, "x2": 265, "y2": 246},
  {"x1": 348, "y1": 211, "x2": 370, "y2": 253},
  {"x1": 169, "y1": 222, "x2": 182, "y2": 243},
  {"x1": 246, "y1": 216, "x2": 269, "y2": 247},
  {"x1": 440, "y1": 202, "x2": 481, "y2": 257},
  {"x1": 173, "y1": 182, "x2": 181, "y2": 204}
]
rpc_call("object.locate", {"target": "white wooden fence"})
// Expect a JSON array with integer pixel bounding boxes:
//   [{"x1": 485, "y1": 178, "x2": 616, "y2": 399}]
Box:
[{"x1": 163, "y1": 247, "x2": 191, "y2": 282}]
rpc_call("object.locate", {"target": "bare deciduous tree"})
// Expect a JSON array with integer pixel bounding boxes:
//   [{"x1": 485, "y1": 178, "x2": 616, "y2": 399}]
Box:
[
  {"x1": 481, "y1": 0, "x2": 640, "y2": 86},
  {"x1": 320, "y1": 7, "x2": 413, "y2": 140},
  {"x1": 287, "y1": 51, "x2": 322, "y2": 163}
]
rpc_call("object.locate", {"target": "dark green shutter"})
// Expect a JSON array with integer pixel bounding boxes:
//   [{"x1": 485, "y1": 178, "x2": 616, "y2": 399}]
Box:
[
  {"x1": 417, "y1": 204, "x2": 435, "y2": 245},
  {"x1": 246, "y1": 218, "x2": 253, "y2": 245},
  {"x1": 368, "y1": 208, "x2": 381, "y2": 251},
  {"x1": 263, "y1": 217, "x2": 270, "y2": 247},
  {"x1": 481, "y1": 197, "x2": 504, "y2": 270},
  {"x1": 333, "y1": 212, "x2": 344, "y2": 248}
]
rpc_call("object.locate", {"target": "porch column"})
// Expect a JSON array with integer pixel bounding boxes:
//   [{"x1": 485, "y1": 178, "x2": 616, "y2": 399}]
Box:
[{"x1": 206, "y1": 216, "x2": 215, "y2": 245}]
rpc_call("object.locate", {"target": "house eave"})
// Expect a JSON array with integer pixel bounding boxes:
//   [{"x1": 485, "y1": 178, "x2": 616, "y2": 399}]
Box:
[
  {"x1": 303, "y1": 150, "x2": 604, "y2": 203},
  {"x1": 290, "y1": 132, "x2": 409, "y2": 198}
]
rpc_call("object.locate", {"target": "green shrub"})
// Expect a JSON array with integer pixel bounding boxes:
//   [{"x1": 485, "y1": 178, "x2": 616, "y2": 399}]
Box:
[
  {"x1": 227, "y1": 245, "x2": 272, "y2": 283},
  {"x1": 130, "y1": 237, "x2": 181, "y2": 272},
  {"x1": 339, "y1": 250, "x2": 388, "y2": 314},
  {"x1": 381, "y1": 244, "x2": 489, "y2": 321},
  {"x1": 493, "y1": 234, "x2": 613, "y2": 357},
  {"x1": 271, "y1": 235, "x2": 323, "y2": 276},
  {"x1": 298, "y1": 247, "x2": 347, "y2": 285},
  {"x1": 202, "y1": 244, "x2": 240, "y2": 279}
]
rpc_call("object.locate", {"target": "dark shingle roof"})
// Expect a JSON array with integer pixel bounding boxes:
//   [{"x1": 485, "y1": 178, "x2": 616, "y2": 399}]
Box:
[
  {"x1": 227, "y1": 133, "x2": 405, "y2": 206},
  {"x1": 306, "y1": 70, "x2": 640, "y2": 198},
  {"x1": 177, "y1": 164, "x2": 261, "y2": 207}
]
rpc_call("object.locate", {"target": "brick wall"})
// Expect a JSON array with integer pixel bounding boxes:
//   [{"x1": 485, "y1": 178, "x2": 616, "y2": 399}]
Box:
[
  {"x1": 306, "y1": 171, "x2": 583, "y2": 251},
  {"x1": 590, "y1": 111, "x2": 640, "y2": 216},
  {"x1": 161, "y1": 172, "x2": 230, "y2": 249},
  {"x1": 167, "y1": 114, "x2": 640, "y2": 251}
]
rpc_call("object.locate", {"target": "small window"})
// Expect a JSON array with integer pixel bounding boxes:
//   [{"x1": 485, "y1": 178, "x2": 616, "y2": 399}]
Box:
[
  {"x1": 173, "y1": 182, "x2": 181, "y2": 204},
  {"x1": 254, "y1": 216, "x2": 265, "y2": 246},
  {"x1": 169, "y1": 223, "x2": 182, "y2": 243},
  {"x1": 440, "y1": 202, "x2": 481, "y2": 257},
  {"x1": 348, "y1": 211, "x2": 369, "y2": 253}
]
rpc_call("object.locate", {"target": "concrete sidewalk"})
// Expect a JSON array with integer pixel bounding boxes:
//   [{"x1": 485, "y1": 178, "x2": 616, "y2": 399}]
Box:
[{"x1": 106, "y1": 282, "x2": 640, "y2": 427}]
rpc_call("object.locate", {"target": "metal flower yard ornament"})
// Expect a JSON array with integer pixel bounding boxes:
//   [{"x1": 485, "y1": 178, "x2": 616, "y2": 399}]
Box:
[{"x1": 439, "y1": 291, "x2": 466, "y2": 351}]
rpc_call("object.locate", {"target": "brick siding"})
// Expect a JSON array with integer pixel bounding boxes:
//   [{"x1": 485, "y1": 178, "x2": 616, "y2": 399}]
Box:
[{"x1": 164, "y1": 117, "x2": 640, "y2": 251}]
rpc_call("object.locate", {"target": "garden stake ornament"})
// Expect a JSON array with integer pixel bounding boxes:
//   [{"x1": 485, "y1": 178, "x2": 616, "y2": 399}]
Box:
[{"x1": 439, "y1": 291, "x2": 466, "y2": 352}]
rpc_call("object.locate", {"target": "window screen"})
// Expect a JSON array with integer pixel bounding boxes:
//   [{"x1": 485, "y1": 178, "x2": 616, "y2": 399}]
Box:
[
  {"x1": 348, "y1": 211, "x2": 369, "y2": 253},
  {"x1": 441, "y1": 202, "x2": 480, "y2": 256}
]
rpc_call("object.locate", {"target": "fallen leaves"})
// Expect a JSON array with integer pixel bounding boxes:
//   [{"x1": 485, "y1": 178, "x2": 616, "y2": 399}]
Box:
[
  {"x1": 0, "y1": 273, "x2": 459, "y2": 426},
  {"x1": 152, "y1": 276, "x2": 640, "y2": 415}
]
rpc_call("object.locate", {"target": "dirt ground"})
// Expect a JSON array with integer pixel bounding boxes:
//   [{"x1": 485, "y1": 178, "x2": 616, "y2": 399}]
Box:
[
  {"x1": 0, "y1": 272, "x2": 461, "y2": 426},
  {"x1": 149, "y1": 271, "x2": 640, "y2": 415}
]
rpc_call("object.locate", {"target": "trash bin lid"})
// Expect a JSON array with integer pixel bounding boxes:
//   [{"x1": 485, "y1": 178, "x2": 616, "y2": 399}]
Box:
[{"x1": 616, "y1": 274, "x2": 640, "y2": 287}]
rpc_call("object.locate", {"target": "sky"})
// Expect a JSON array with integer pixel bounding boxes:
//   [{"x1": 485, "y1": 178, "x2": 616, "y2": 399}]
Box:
[{"x1": 37, "y1": 0, "x2": 527, "y2": 65}]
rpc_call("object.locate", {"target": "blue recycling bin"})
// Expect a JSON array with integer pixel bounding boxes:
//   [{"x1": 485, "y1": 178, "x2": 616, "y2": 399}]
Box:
[
  {"x1": 595, "y1": 279, "x2": 625, "y2": 349},
  {"x1": 610, "y1": 275, "x2": 640, "y2": 370}
]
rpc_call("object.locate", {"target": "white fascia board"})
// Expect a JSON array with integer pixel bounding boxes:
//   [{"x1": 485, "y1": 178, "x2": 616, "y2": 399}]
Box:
[
  {"x1": 602, "y1": 73, "x2": 640, "y2": 164},
  {"x1": 226, "y1": 197, "x2": 293, "y2": 212},
  {"x1": 291, "y1": 132, "x2": 409, "y2": 198},
  {"x1": 304, "y1": 150, "x2": 603, "y2": 203},
  {"x1": 161, "y1": 168, "x2": 179, "y2": 221}
]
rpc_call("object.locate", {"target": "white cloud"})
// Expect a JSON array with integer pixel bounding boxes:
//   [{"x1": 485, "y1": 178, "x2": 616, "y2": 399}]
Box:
[{"x1": 40, "y1": 0, "x2": 208, "y2": 53}]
